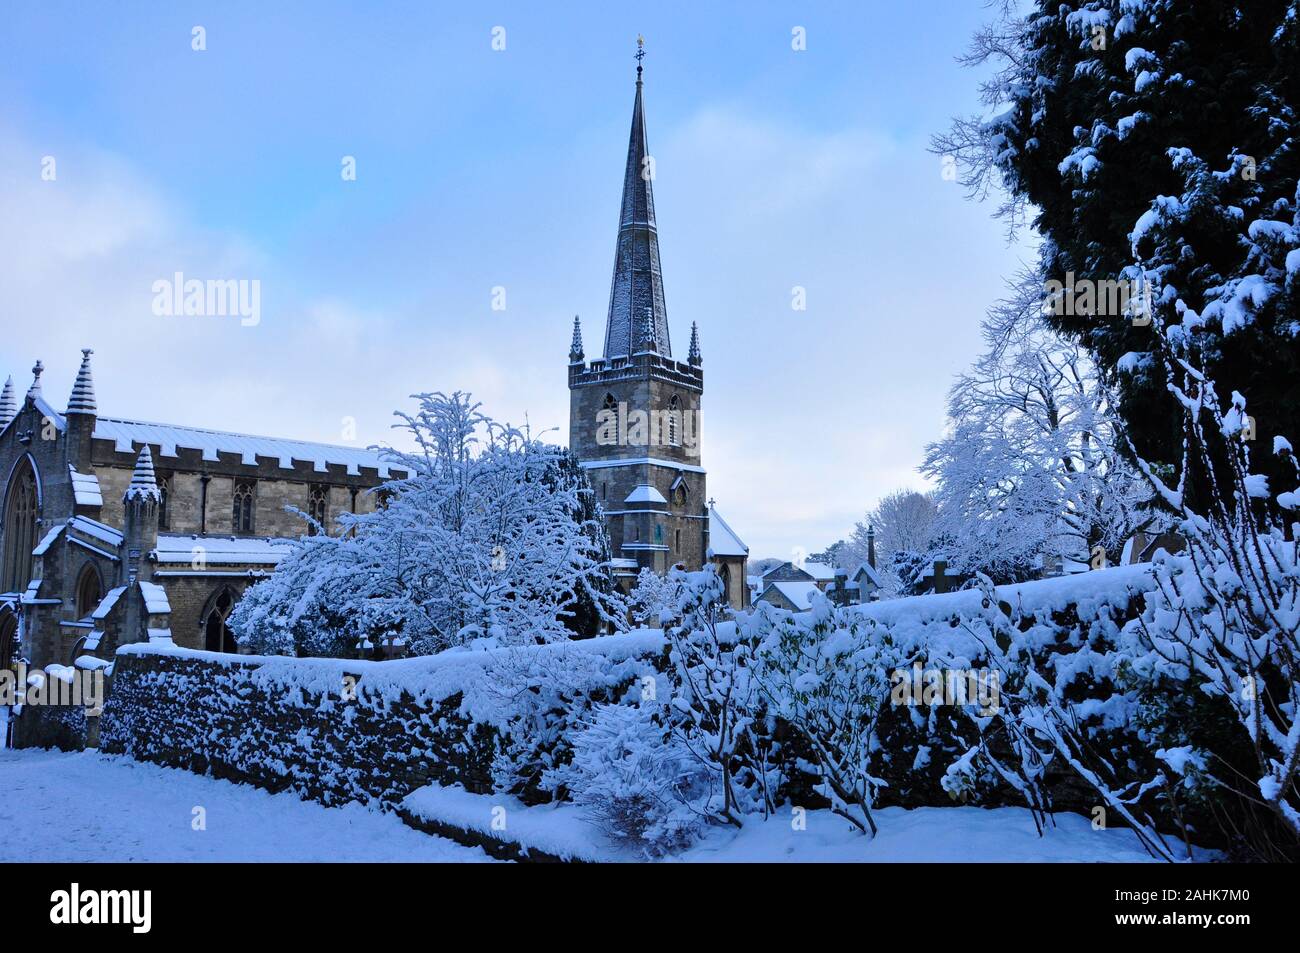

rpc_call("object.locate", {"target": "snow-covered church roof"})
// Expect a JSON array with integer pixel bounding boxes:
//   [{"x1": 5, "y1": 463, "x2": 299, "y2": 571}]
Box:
[
  {"x1": 707, "y1": 505, "x2": 748, "y2": 558},
  {"x1": 93, "y1": 416, "x2": 399, "y2": 477}
]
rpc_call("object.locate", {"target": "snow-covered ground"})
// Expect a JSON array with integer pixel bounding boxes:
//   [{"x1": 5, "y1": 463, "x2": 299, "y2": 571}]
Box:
[
  {"x1": 679, "y1": 804, "x2": 1199, "y2": 863},
  {"x1": 1, "y1": 748, "x2": 1203, "y2": 863},
  {"x1": 0, "y1": 748, "x2": 495, "y2": 863},
  {"x1": 401, "y1": 783, "x2": 1205, "y2": 863}
]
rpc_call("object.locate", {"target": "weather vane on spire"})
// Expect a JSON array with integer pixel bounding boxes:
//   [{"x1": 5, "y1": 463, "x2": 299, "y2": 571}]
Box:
[{"x1": 636, "y1": 34, "x2": 645, "y2": 73}]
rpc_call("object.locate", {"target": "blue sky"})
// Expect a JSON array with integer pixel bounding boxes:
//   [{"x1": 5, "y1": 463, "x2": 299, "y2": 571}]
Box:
[{"x1": 0, "y1": 1, "x2": 1031, "y2": 559}]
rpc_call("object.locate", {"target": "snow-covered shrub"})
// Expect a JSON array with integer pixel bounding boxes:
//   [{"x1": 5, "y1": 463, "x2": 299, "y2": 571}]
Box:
[
  {"x1": 664, "y1": 567, "x2": 781, "y2": 827},
  {"x1": 463, "y1": 642, "x2": 659, "y2": 804},
  {"x1": 1115, "y1": 353, "x2": 1300, "y2": 857},
  {"x1": 748, "y1": 592, "x2": 910, "y2": 836},
  {"x1": 231, "y1": 392, "x2": 626, "y2": 657},
  {"x1": 560, "y1": 702, "x2": 705, "y2": 857}
]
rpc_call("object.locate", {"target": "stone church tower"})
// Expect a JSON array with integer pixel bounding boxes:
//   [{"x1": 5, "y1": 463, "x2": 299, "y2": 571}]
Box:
[{"x1": 568, "y1": 48, "x2": 718, "y2": 585}]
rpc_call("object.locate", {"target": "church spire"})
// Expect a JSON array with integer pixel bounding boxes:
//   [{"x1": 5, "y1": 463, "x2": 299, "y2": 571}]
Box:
[
  {"x1": 688, "y1": 322, "x2": 702, "y2": 366},
  {"x1": 67, "y1": 348, "x2": 97, "y2": 415},
  {"x1": 602, "y1": 37, "x2": 671, "y2": 360},
  {"x1": 0, "y1": 377, "x2": 15, "y2": 429},
  {"x1": 569, "y1": 315, "x2": 584, "y2": 363}
]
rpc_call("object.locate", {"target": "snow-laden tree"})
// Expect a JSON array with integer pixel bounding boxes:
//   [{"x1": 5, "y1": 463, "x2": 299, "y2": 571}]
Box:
[
  {"x1": 934, "y1": 0, "x2": 1300, "y2": 507},
  {"x1": 231, "y1": 392, "x2": 625, "y2": 657},
  {"x1": 628, "y1": 567, "x2": 685, "y2": 627},
  {"x1": 842, "y1": 490, "x2": 938, "y2": 591},
  {"x1": 922, "y1": 269, "x2": 1153, "y2": 581}
]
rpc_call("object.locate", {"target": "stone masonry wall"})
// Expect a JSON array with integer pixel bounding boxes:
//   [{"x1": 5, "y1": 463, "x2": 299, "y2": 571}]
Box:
[{"x1": 100, "y1": 650, "x2": 500, "y2": 806}]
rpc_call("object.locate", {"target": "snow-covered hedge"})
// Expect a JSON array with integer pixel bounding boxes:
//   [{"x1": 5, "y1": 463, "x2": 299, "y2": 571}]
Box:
[
  {"x1": 102, "y1": 562, "x2": 1272, "y2": 860},
  {"x1": 101, "y1": 631, "x2": 666, "y2": 807}
]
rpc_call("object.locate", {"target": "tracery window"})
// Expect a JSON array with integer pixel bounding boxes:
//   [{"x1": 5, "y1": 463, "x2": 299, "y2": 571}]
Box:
[
  {"x1": 308, "y1": 484, "x2": 329, "y2": 535},
  {"x1": 1, "y1": 458, "x2": 39, "y2": 594},
  {"x1": 157, "y1": 473, "x2": 173, "y2": 530},
  {"x1": 232, "y1": 480, "x2": 256, "y2": 534}
]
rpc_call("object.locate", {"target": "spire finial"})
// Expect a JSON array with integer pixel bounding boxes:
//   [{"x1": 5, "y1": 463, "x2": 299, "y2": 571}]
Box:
[
  {"x1": 125, "y1": 445, "x2": 162, "y2": 504},
  {"x1": 67, "y1": 348, "x2": 97, "y2": 416},
  {"x1": 688, "y1": 322, "x2": 702, "y2": 366},
  {"x1": 0, "y1": 377, "x2": 16, "y2": 429},
  {"x1": 636, "y1": 34, "x2": 645, "y2": 81},
  {"x1": 27, "y1": 360, "x2": 44, "y2": 400},
  {"x1": 569, "y1": 314, "x2": 584, "y2": 363}
]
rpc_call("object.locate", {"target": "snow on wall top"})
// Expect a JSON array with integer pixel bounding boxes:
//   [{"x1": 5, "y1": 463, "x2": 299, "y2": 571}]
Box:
[
  {"x1": 854, "y1": 563, "x2": 1155, "y2": 630},
  {"x1": 92, "y1": 586, "x2": 128, "y2": 621},
  {"x1": 139, "y1": 580, "x2": 171, "y2": 615},
  {"x1": 33, "y1": 522, "x2": 65, "y2": 557},
  {"x1": 117, "y1": 627, "x2": 670, "y2": 714},
  {"x1": 154, "y1": 534, "x2": 298, "y2": 566},
  {"x1": 92, "y1": 415, "x2": 400, "y2": 477},
  {"x1": 70, "y1": 516, "x2": 124, "y2": 548},
  {"x1": 69, "y1": 467, "x2": 103, "y2": 507},
  {"x1": 624, "y1": 483, "x2": 668, "y2": 504}
]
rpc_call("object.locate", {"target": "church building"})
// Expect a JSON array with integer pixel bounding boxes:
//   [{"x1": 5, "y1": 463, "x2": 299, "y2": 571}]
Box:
[
  {"x1": 567, "y1": 48, "x2": 749, "y2": 609},
  {"x1": 0, "y1": 353, "x2": 402, "y2": 673}
]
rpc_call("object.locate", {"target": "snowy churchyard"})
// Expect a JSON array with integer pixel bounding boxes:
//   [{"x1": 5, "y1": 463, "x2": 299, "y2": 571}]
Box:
[{"x1": 0, "y1": 2, "x2": 1295, "y2": 940}]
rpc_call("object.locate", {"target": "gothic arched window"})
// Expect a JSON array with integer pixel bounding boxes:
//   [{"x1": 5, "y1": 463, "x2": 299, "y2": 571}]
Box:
[
  {"x1": 156, "y1": 473, "x2": 173, "y2": 530},
  {"x1": 668, "y1": 395, "x2": 682, "y2": 447},
  {"x1": 203, "y1": 588, "x2": 239, "y2": 654},
  {"x1": 232, "y1": 480, "x2": 256, "y2": 534},
  {"x1": 307, "y1": 485, "x2": 329, "y2": 535},
  {"x1": 1, "y1": 457, "x2": 39, "y2": 594},
  {"x1": 75, "y1": 563, "x2": 104, "y2": 620},
  {"x1": 602, "y1": 392, "x2": 618, "y2": 414},
  {"x1": 0, "y1": 611, "x2": 17, "y2": 671}
]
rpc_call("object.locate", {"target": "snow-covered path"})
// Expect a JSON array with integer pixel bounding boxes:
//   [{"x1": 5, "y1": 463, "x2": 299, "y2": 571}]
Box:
[{"x1": 0, "y1": 748, "x2": 495, "y2": 862}]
